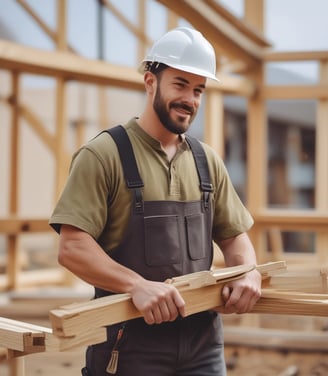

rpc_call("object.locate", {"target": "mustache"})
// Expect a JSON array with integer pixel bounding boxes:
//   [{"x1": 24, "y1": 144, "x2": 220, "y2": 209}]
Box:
[{"x1": 170, "y1": 102, "x2": 194, "y2": 115}]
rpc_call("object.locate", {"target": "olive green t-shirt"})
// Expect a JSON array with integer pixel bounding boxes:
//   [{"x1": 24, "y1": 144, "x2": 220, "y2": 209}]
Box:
[{"x1": 49, "y1": 118, "x2": 253, "y2": 251}]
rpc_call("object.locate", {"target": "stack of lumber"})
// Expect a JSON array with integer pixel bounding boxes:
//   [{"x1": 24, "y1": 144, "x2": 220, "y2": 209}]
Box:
[{"x1": 0, "y1": 317, "x2": 106, "y2": 361}]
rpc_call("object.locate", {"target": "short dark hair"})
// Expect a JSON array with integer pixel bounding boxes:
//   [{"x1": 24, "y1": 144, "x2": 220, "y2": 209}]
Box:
[{"x1": 144, "y1": 62, "x2": 169, "y2": 76}]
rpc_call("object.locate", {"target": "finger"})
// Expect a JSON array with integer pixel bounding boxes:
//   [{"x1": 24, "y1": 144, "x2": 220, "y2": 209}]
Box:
[
  {"x1": 143, "y1": 309, "x2": 155, "y2": 325},
  {"x1": 152, "y1": 304, "x2": 167, "y2": 324},
  {"x1": 221, "y1": 285, "x2": 231, "y2": 302},
  {"x1": 157, "y1": 300, "x2": 175, "y2": 322}
]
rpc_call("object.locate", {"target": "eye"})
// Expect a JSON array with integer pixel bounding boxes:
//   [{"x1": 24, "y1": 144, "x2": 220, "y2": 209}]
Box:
[
  {"x1": 174, "y1": 82, "x2": 185, "y2": 89},
  {"x1": 194, "y1": 88, "x2": 203, "y2": 97}
]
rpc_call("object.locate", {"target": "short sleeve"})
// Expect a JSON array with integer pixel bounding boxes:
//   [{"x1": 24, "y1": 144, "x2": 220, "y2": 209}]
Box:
[{"x1": 49, "y1": 147, "x2": 109, "y2": 239}]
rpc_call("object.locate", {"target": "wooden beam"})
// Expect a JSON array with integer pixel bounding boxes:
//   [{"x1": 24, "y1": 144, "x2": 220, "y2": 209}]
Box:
[
  {"x1": 0, "y1": 317, "x2": 49, "y2": 353},
  {"x1": 244, "y1": 0, "x2": 264, "y2": 32},
  {"x1": 15, "y1": 0, "x2": 75, "y2": 53},
  {"x1": 3, "y1": 96, "x2": 58, "y2": 153},
  {"x1": 316, "y1": 60, "x2": 328, "y2": 264},
  {"x1": 0, "y1": 218, "x2": 50, "y2": 234},
  {"x1": 0, "y1": 317, "x2": 107, "y2": 355},
  {"x1": 0, "y1": 39, "x2": 144, "y2": 90},
  {"x1": 137, "y1": 0, "x2": 147, "y2": 63},
  {"x1": 54, "y1": 77, "x2": 69, "y2": 200},
  {"x1": 246, "y1": 66, "x2": 267, "y2": 214},
  {"x1": 204, "y1": 90, "x2": 224, "y2": 156},
  {"x1": 263, "y1": 84, "x2": 328, "y2": 99},
  {"x1": 56, "y1": 0, "x2": 67, "y2": 51},
  {"x1": 264, "y1": 50, "x2": 328, "y2": 62},
  {"x1": 205, "y1": 0, "x2": 269, "y2": 47},
  {"x1": 252, "y1": 291, "x2": 328, "y2": 317},
  {"x1": 252, "y1": 210, "x2": 328, "y2": 231},
  {"x1": 210, "y1": 74, "x2": 257, "y2": 96},
  {"x1": 0, "y1": 40, "x2": 256, "y2": 96},
  {"x1": 157, "y1": 0, "x2": 267, "y2": 67},
  {"x1": 316, "y1": 61, "x2": 328, "y2": 209}
]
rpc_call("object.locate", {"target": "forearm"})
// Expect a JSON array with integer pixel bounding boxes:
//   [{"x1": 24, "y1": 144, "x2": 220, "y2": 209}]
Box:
[
  {"x1": 218, "y1": 232, "x2": 258, "y2": 267},
  {"x1": 216, "y1": 232, "x2": 261, "y2": 314},
  {"x1": 58, "y1": 224, "x2": 185, "y2": 324}
]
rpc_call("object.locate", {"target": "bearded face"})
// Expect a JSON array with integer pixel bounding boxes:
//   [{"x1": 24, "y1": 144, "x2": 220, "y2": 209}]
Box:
[{"x1": 152, "y1": 70, "x2": 204, "y2": 135}]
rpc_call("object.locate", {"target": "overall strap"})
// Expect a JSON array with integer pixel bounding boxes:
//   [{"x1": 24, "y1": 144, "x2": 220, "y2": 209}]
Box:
[
  {"x1": 105, "y1": 126, "x2": 213, "y2": 210},
  {"x1": 185, "y1": 135, "x2": 213, "y2": 209},
  {"x1": 105, "y1": 125, "x2": 144, "y2": 212}
]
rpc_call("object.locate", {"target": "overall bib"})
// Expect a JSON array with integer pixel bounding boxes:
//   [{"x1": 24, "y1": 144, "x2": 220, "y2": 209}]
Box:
[{"x1": 82, "y1": 126, "x2": 226, "y2": 376}]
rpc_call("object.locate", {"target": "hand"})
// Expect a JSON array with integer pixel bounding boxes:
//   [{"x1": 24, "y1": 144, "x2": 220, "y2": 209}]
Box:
[
  {"x1": 130, "y1": 279, "x2": 186, "y2": 325},
  {"x1": 215, "y1": 269, "x2": 261, "y2": 314}
]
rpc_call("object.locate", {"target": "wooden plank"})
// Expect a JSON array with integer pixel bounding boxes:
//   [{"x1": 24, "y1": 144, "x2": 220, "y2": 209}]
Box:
[
  {"x1": 0, "y1": 318, "x2": 107, "y2": 355},
  {"x1": 224, "y1": 326, "x2": 328, "y2": 351},
  {"x1": 263, "y1": 271, "x2": 327, "y2": 293},
  {"x1": 251, "y1": 296, "x2": 328, "y2": 317},
  {"x1": 0, "y1": 317, "x2": 49, "y2": 352},
  {"x1": 49, "y1": 263, "x2": 284, "y2": 337},
  {"x1": 45, "y1": 326, "x2": 107, "y2": 352}
]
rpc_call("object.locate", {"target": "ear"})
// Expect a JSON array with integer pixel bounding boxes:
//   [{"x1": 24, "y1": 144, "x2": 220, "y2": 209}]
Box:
[{"x1": 144, "y1": 72, "x2": 157, "y2": 95}]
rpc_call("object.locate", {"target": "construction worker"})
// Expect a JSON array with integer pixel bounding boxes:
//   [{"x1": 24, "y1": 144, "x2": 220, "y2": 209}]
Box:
[{"x1": 49, "y1": 27, "x2": 261, "y2": 375}]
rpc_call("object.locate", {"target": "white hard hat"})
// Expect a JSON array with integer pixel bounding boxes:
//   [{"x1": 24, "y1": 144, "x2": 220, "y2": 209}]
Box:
[{"x1": 139, "y1": 27, "x2": 219, "y2": 82}]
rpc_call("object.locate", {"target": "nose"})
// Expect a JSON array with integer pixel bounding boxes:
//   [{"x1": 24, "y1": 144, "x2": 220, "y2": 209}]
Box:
[{"x1": 181, "y1": 90, "x2": 198, "y2": 107}]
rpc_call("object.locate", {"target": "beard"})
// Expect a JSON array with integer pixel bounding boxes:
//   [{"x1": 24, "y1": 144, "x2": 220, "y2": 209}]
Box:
[{"x1": 153, "y1": 85, "x2": 196, "y2": 135}]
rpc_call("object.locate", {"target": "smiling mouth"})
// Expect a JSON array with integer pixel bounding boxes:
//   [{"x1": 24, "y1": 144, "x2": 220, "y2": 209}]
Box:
[{"x1": 170, "y1": 104, "x2": 194, "y2": 116}]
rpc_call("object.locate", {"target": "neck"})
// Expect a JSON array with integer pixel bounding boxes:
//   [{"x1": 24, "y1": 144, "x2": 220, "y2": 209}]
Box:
[{"x1": 137, "y1": 112, "x2": 181, "y2": 160}]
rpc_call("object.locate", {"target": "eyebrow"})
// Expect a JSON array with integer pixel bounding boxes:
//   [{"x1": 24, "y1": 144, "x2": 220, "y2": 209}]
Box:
[{"x1": 173, "y1": 76, "x2": 206, "y2": 89}]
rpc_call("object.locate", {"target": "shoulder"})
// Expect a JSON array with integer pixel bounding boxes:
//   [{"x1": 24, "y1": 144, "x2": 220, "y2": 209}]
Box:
[{"x1": 195, "y1": 140, "x2": 226, "y2": 171}]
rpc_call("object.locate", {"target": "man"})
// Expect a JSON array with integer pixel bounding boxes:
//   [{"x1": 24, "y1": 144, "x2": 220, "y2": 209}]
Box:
[{"x1": 50, "y1": 27, "x2": 261, "y2": 376}]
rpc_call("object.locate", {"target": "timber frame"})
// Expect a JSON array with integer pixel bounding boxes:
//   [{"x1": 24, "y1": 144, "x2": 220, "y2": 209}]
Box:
[{"x1": 0, "y1": 0, "x2": 327, "y2": 292}]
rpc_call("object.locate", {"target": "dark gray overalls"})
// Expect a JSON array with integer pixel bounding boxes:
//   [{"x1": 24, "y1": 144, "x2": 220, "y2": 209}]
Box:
[{"x1": 82, "y1": 126, "x2": 226, "y2": 376}]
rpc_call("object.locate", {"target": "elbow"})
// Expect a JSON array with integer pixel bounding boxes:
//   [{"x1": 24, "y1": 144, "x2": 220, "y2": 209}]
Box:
[{"x1": 57, "y1": 241, "x2": 72, "y2": 268}]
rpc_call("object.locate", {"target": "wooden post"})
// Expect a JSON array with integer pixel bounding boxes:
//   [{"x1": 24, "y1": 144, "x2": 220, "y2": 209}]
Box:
[
  {"x1": 8, "y1": 358, "x2": 25, "y2": 376},
  {"x1": 137, "y1": 0, "x2": 147, "y2": 63},
  {"x1": 316, "y1": 60, "x2": 328, "y2": 263},
  {"x1": 204, "y1": 89, "x2": 224, "y2": 156},
  {"x1": 54, "y1": 0, "x2": 69, "y2": 200},
  {"x1": 244, "y1": 0, "x2": 267, "y2": 263},
  {"x1": 7, "y1": 71, "x2": 20, "y2": 291},
  {"x1": 244, "y1": 0, "x2": 265, "y2": 32}
]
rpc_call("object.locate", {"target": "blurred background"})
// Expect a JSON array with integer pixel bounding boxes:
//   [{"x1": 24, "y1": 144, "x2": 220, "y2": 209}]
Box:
[{"x1": 0, "y1": 1, "x2": 328, "y2": 374}]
